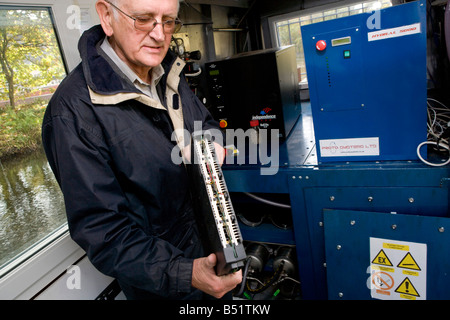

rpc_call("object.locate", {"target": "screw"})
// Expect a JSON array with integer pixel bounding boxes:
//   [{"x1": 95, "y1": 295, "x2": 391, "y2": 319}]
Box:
[
  {"x1": 337, "y1": 245, "x2": 342, "y2": 250},
  {"x1": 368, "y1": 196, "x2": 373, "y2": 202},
  {"x1": 391, "y1": 224, "x2": 397, "y2": 230},
  {"x1": 408, "y1": 198, "x2": 415, "y2": 203},
  {"x1": 330, "y1": 196, "x2": 335, "y2": 201},
  {"x1": 439, "y1": 227, "x2": 445, "y2": 233},
  {"x1": 350, "y1": 220, "x2": 356, "y2": 226},
  {"x1": 338, "y1": 292, "x2": 344, "y2": 298}
]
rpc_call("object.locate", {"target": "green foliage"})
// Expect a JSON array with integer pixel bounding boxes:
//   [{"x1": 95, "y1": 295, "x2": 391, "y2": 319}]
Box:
[
  {"x1": 0, "y1": 8, "x2": 66, "y2": 107},
  {"x1": 0, "y1": 7, "x2": 66, "y2": 158},
  {"x1": 0, "y1": 100, "x2": 46, "y2": 159}
]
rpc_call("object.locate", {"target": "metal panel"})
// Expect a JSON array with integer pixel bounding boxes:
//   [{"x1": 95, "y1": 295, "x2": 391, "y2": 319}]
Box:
[
  {"x1": 302, "y1": 0, "x2": 427, "y2": 162},
  {"x1": 222, "y1": 111, "x2": 450, "y2": 300},
  {"x1": 324, "y1": 209, "x2": 450, "y2": 300},
  {"x1": 305, "y1": 186, "x2": 448, "y2": 299},
  {"x1": 309, "y1": 27, "x2": 365, "y2": 113},
  {"x1": 205, "y1": 46, "x2": 302, "y2": 140}
]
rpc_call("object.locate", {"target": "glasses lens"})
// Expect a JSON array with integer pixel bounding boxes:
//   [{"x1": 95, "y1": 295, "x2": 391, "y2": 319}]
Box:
[
  {"x1": 161, "y1": 19, "x2": 182, "y2": 34},
  {"x1": 135, "y1": 18, "x2": 182, "y2": 34},
  {"x1": 171, "y1": 20, "x2": 182, "y2": 34},
  {"x1": 134, "y1": 17, "x2": 154, "y2": 32}
]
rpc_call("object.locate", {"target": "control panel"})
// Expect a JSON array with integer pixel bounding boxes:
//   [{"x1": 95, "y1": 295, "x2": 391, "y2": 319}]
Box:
[
  {"x1": 205, "y1": 47, "x2": 301, "y2": 140},
  {"x1": 302, "y1": 0, "x2": 427, "y2": 163}
]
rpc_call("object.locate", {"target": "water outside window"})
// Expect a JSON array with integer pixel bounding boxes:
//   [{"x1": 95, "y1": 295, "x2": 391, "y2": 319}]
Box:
[
  {"x1": 0, "y1": 6, "x2": 67, "y2": 270},
  {"x1": 0, "y1": 149, "x2": 66, "y2": 268}
]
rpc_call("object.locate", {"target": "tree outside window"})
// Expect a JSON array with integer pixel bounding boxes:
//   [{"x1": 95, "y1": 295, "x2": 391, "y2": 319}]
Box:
[{"x1": 0, "y1": 7, "x2": 66, "y2": 109}]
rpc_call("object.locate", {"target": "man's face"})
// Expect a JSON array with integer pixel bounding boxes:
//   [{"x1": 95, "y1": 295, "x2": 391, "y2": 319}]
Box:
[{"x1": 107, "y1": 0, "x2": 178, "y2": 75}]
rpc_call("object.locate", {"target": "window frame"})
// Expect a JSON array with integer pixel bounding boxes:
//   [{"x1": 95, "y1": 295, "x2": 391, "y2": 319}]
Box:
[
  {"x1": 268, "y1": 0, "x2": 396, "y2": 82},
  {"x1": 0, "y1": 0, "x2": 99, "y2": 298}
]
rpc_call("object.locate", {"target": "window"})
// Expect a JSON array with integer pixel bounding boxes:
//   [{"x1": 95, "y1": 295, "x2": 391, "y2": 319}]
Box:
[
  {"x1": 0, "y1": 6, "x2": 67, "y2": 272},
  {"x1": 273, "y1": 0, "x2": 393, "y2": 82}
]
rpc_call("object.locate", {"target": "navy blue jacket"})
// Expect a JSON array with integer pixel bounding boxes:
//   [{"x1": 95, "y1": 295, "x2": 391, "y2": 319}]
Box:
[{"x1": 42, "y1": 25, "x2": 220, "y2": 299}]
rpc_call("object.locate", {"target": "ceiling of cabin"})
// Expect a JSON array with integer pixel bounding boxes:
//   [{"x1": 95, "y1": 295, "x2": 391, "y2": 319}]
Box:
[{"x1": 180, "y1": 0, "x2": 250, "y2": 8}]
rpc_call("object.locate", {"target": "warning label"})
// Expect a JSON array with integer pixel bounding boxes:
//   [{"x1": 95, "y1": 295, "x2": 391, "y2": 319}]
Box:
[
  {"x1": 395, "y1": 277, "x2": 420, "y2": 298},
  {"x1": 397, "y1": 252, "x2": 421, "y2": 271},
  {"x1": 372, "y1": 271, "x2": 394, "y2": 291},
  {"x1": 372, "y1": 249, "x2": 393, "y2": 267},
  {"x1": 369, "y1": 238, "x2": 427, "y2": 300}
]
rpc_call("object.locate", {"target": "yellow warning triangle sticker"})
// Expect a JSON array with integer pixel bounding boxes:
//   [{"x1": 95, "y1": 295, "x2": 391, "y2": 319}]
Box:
[
  {"x1": 371, "y1": 249, "x2": 393, "y2": 266},
  {"x1": 397, "y1": 252, "x2": 421, "y2": 271},
  {"x1": 395, "y1": 277, "x2": 420, "y2": 297}
]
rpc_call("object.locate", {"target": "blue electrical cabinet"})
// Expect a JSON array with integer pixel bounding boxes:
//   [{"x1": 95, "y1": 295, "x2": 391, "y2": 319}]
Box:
[
  {"x1": 302, "y1": 0, "x2": 427, "y2": 163},
  {"x1": 220, "y1": 0, "x2": 450, "y2": 301}
]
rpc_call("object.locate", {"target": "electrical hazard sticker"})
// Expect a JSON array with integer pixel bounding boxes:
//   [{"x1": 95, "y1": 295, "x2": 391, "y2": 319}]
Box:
[{"x1": 369, "y1": 238, "x2": 426, "y2": 300}]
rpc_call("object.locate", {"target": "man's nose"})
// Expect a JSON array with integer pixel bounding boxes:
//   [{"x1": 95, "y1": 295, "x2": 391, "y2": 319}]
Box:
[{"x1": 149, "y1": 23, "x2": 165, "y2": 42}]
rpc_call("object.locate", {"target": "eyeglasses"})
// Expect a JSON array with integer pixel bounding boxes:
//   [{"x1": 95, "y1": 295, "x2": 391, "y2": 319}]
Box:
[{"x1": 105, "y1": 0, "x2": 182, "y2": 34}]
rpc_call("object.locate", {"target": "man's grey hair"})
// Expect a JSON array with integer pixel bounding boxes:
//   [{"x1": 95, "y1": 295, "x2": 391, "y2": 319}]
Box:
[{"x1": 107, "y1": 0, "x2": 181, "y2": 19}]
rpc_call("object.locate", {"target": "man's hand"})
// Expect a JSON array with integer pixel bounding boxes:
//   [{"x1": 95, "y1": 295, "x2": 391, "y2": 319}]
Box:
[{"x1": 192, "y1": 253, "x2": 242, "y2": 299}]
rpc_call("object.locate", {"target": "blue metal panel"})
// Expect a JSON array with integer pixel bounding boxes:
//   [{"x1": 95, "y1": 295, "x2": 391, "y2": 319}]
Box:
[
  {"x1": 238, "y1": 223, "x2": 295, "y2": 245},
  {"x1": 223, "y1": 161, "x2": 450, "y2": 299},
  {"x1": 324, "y1": 209, "x2": 450, "y2": 300},
  {"x1": 221, "y1": 100, "x2": 450, "y2": 300},
  {"x1": 303, "y1": 186, "x2": 448, "y2": 299},
  {"x1": 302, "y1": 0, "x2": 427, "y2": 163},
  {"x1": 308, "y1": 27, "x2": 365, "y2": 113}
]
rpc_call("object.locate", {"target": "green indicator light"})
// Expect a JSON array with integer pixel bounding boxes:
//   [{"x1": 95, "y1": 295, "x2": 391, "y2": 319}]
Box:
[
  {"x1": 344, "y1": 50, "x2": 351, "y2": 59},
  {"x1": 273, "y1": 289, "x2": 281, "y2": 297}
]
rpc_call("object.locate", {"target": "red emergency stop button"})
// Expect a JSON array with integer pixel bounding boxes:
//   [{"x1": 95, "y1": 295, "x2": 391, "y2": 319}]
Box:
[
  {"x1": 250, "y1": 120, "x2": 259, "y2": 127},
  {"x1": 219, "y1": 120, "x2": 228, "y2": 128},
  {"x1": 316, "y1": 40, "x2": 327, "y2": 51}
]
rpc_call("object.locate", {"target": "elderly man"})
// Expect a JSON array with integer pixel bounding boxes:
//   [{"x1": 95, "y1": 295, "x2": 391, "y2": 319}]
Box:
[{"x1": 42, "y1": 0, "x2": 241, "y2": 300}]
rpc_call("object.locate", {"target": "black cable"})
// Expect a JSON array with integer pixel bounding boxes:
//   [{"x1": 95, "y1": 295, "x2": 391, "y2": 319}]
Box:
[{"x1": 235, "y1": 257, "x2": 252, "y2": 297}]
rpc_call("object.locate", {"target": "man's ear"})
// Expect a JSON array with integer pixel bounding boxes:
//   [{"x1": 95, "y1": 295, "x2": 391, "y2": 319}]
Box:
[{"x1": 96, "y1": 0, "x2": 114, "y2": 36}]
